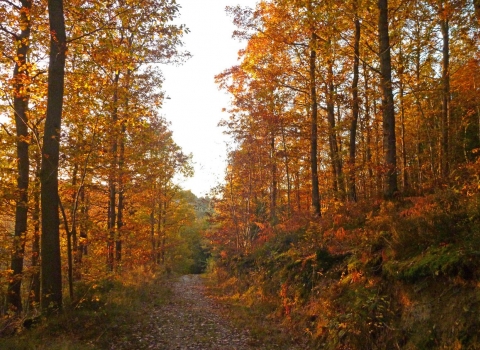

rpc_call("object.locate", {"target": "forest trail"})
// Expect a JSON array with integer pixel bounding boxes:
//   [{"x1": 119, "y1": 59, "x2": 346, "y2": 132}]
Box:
[{"x1": 110, "y1": 274, "x2": 256, "y2": 350}]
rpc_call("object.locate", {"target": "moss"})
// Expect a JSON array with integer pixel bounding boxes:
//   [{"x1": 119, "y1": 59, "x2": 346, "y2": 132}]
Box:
[{"x1": 383, "y1": 245, "x2": 475, "y2": 282}]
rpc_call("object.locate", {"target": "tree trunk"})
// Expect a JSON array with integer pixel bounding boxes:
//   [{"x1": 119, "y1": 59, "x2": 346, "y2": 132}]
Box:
[
  {"x1": 116, "y1": 120, "x2": 125, "y2": 265},
  {"x1": 348, "y1": 3, "x2": 360, "y2": 202},
  {"x1": 159, "y1": 198, "x2": 167, "y2": 264},
  {"x1": 377, "y1": 0, "x2": 398, "y2": 198},
  {"x1": 270, "y1": 131, "x2": 277, "y2": 223},
  {"x1": 107, "y1": 71, "x2": 120, "y2": 272},
  {"x1": 309, "y1": 32, "x2": 321, "y2": 216},
  {"x1": 66, "y1": 165, "x2": 78, "y2": 300},
  {"x1": 413, "y1": 31, "x2": 424, "y2": 191},
  {"x1": 150, "y1": 185, "x2": 156, "y2": 263},
  {"x1": 398, "y1": 45, "x2": 409, "y2": 191},
  {"x1": 41, "y1": 0, "x2": 66, "y2": 313},
  {"x1": 74, "y1": 185, "x2": 87, "y2": 279},
  {"x1": 31, "y1": 150, "x2": 41, "y2": 306},
  {"x1": 116, "y1": 67, "x2": 130, "y2": 265},
  {"x1": 326, "y1": 57, "x2": 341, "y2": 197},
  {"x1": 280, "y1": 119, "x2": 291, "y2": 216},
  {"x1": 440, "y1": 4, "x2": 450, "y2": 179},
  {"x1": 8, "y1": 0, "x2": 33, "y2": 313},
  {"x1": 363, "y1": 61, "x2": 373, "y2": 199}
]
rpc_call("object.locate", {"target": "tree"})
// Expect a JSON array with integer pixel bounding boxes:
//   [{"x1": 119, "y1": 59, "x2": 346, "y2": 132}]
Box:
[
  {"x1": 348, "y1": 0, "x2": 361, "y2": 201},
  {"x1": 377, "y1": 0, "x2": 398, "y2": 198},
  {"x1": 41, "y1": 0, "x2": 66, "y2": 312},
  {"x1": 4, "y1": 0, "x2": 33, "y2": 314}
]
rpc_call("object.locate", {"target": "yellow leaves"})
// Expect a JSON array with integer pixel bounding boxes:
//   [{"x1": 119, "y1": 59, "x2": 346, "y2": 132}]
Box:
[{"x1": 18, "y1": 134, "x2": 30, "y2": 144}]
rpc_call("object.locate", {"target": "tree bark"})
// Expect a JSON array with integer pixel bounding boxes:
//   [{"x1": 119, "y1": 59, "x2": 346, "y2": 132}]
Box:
[
  {"x1": 41, "y1": 0, "x2": 66, "y2": 313},
  {"x1": 116, "y1": 120, "x2": 125, "y2": 264},
  {"x1": 107, "y1": 71, "x2": 120, "y2": 272},
  {"x1": 398, "y1": 45, "x2": 409, "y2": 191},
  {"x1": 270, "y1": 131, "x2": 277, "y2": 224},
  {"x1": 31, "y1": 150, "x2": 41, "y2": 306},
  {"x1": 8, "y1": 0, "x2": 33, "y2": 313},
  {"x1": 280, "y1": 119, "x2": 291, "y2": 217},
  {"x1": 348, "y1": 3, "x2": 360, "y2": 202},
  {"x1": 440, "y1": 3, "x2": 450, "y2": 179},
  {"x1": 79, "y1": 187, "x2": 88, "y2": 258},
  {"x1": 377, "y1": 0, "x2": 398, "y2": 198},
  {"x1": 363, "y1": 61, "x2": 373, "y2": 199},
  {"x1": 309, "y1": 32, "x2": 321, "y2": 216},
  {"x1": 326, "y1": 58, "x2": 342, "y2": 197}
]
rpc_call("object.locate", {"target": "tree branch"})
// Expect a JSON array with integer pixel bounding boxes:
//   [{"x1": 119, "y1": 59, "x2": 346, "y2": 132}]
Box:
[
  {"x1": 0, "y1": 24, "x2": 18, "y2": 39},
  {"x1": 0, "y1": 123, "x2": 13, "y2": 137},
  {"x1": 0, "y1": 0, "x2": 21, "y2": 10},
  {"x1": 276, "y1": 81, "x2": 309, "y2": 95},
  {"x1": 67, "y1": 24, "x2": 115, "y2": 44}
]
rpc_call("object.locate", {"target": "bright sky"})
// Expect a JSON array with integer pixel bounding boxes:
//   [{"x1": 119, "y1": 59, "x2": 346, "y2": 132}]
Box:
[{"x1": 161, "y1": 0, "x2": 257, "y2": 198}]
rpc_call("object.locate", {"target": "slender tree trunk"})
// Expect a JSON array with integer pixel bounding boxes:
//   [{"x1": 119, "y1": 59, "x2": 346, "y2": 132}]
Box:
[
  {"x1": 66, "y1": 165, "x2": 79, "y2": 301},
  {"x1": 59, "y1": 198, "x2": 73, "y2": 301},
  {"x1": 150, "y1": 184, "x2": 156, "y2": 263},
  {"x1": 414, "y1": 34, "x2": 423, "y2": 191},
  {"x1": 326, "y1": 51, "x2": 342, "y2": 198},
  {"x1": 70, "y1": 166, "x2": 78, "y2": 269},
  {"x1": 309, "y1": 32, "x2": 321, "y2": 216},
  {"x1": 440, "y1": 4, "x2": 450, "y2": 179},
  {"x1": 377, "y1": 0, "x2": 398, "y2": 198},
  {"x1": 270, "y1": 131, "x2": 277, "y2": 223},
  {"x1": 160, "y1": 199, "x2": 167, "y2": 264},
  {"x1": 280, "y1": 120, "x2": 291, "y2": 217},
  {"x1": 41, "y1": 0, "x2": 66, "y2": 313},
  {"x1": 8, "y1": 0, "x2": 33, "y2": 313},
  {"x1": 116, "y1": 120, "x2": 125, "y2": 265},
  {"x1": 156, "y1": 178, "x2": 165, "y2": 264},
  {"x1": 374, "y1": 98, "x2": 383, "y2": 197},
  {"x1": 31, "y1": 150, "x2": 41, "y2": 306},
  {"x1": 398, "y1": 45, "x2": 409, "y2": 191},
  {"x1": 295, "y1": 170, "x2": 301, "y2": 212},
  {"x1": 348, "y1": 3, "x2": 360, "y2": 202},
  {"x1": 74, "y1": 185, "x2": 86, "y2": 280},
  {"x1": 363, "y1": 62, "x2": 373, "y2": 199},
  {"x1": 78, "y1": 186, "x2": 88, "y2": 260},
  {"x1": 107, "y1": 71, "x2": 120, "y2": 272},
  {"x1": 117, "y1": 68, "x2": 130, "y2": 265}
]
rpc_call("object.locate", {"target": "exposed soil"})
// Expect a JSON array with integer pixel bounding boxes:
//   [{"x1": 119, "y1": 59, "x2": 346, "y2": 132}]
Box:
[{"x1": 110, "y1": 275, "x2": 256, "y2": 350}]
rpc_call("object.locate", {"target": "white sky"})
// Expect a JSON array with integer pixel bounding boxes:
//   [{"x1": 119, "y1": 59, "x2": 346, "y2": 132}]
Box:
[{"x1": 161, "y1": 0, "x2": 257, "y2": 198}]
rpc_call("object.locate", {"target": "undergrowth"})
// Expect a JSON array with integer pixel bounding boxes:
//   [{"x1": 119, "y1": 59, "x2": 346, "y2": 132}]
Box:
[
  {"x1": 0, "y1": 268, "x2": 171, "y2": 349},
  {"x1": 210, "y1": 187, "x2": 480, "y2": 349}
]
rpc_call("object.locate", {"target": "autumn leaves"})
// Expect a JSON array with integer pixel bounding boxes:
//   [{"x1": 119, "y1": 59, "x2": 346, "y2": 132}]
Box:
[
  {"x1": 0, "y1": 0, "x2": 190, "y2": 314},
  {"x1": 212, "y1": 0, "x2": 479, "y2": 252}
]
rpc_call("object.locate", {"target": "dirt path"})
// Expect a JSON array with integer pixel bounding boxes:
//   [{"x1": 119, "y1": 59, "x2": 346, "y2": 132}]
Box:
[{"x1": 111, "y1": 275, "x2": 255, "y2": 349}]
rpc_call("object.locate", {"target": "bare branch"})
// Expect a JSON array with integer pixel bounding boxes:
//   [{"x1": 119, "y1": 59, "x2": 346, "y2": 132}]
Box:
[
  {"x1": 67, "y1": 8, "x2": 131, "y2": 43},
  {"x1": 67, "y1": 24, "x2": 115, "y2": 44},
  {"x1": 0, "y1": 123, "x2": 13, "y2": 137},
  {"x1": 276, "y1": 81, "x2": 309, "y2": 96},
  {"x1": 0, "y1": 24, "x2": 18, "y2": 39},
  {"x1": 0, "y1": 0, "x2": 21, "y2": 10},
  {"x1": 1, "y1": 50, "x2": 15, "y2": 61}
]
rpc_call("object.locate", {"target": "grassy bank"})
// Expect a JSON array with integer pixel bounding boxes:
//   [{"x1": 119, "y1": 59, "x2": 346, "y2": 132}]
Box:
[{"x1": 209, "y1": 189, "x2": 480, "y2": 349}]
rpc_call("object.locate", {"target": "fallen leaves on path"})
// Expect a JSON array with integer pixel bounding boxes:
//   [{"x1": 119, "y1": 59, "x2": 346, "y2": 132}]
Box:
[{"x1": 110, "y1": 275, "x2": 255, "y2": 349}]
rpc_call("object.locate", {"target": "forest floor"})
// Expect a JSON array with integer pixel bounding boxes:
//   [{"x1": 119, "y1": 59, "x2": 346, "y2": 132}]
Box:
[
  {"x1": 109, "y1": 274, "x2": 302, "y2": 350},
  {"x1": 0, "y1": 273, "x2": 303, "y2": 349}
]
